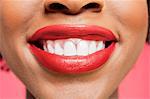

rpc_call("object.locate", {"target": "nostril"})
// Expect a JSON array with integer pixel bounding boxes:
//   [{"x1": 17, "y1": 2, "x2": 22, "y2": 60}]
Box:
[
  {"x1": 82, "y1": 2, "x2": 102, "y2": 12},
  {"x1": 45, "y1": 3, "x2": 69, "y2": 13},
  {"x1": 49, "y1": 3, "x2": 68, "y2": 10}
]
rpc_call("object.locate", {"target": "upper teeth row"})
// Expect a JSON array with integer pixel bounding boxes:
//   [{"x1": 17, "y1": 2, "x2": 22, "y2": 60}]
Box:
[{"x1": 43, "y1": 39, "x2": 105, "y2": 56}]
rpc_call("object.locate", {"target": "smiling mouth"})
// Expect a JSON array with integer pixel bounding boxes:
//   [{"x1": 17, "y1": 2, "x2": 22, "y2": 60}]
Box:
[{"x1": 28, "y1": 24, "x2": 116, "y2": 74}]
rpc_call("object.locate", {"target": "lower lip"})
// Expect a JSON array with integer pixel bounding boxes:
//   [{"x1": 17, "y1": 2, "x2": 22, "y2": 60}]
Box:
[{"x1": 29, "y1": 43, "x2": 115, "y2": 74}]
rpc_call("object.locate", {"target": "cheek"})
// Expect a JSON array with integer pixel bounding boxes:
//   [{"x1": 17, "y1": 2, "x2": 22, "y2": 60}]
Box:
[
  {"x1": 107, "y1": 0, "x2": 148, "y2": 31},
  {"x1": 1, "y1": 0, "x2": 42, "y2": 30}
]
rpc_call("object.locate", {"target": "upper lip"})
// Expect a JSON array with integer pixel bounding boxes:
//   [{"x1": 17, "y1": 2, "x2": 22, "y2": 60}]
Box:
[{"x1": 28, "y1": 24, "x2": 117, "y2": 42}]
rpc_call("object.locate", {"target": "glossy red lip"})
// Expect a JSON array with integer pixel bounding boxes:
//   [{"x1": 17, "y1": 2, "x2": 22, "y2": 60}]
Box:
[{"x1": 28, "y1": 25, "x2": 116, "y2": 74}]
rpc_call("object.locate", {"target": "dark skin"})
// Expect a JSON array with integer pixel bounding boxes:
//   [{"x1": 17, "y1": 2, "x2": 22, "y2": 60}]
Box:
[
  {"x1": 0, "y1": 0, "x2": 149, "y2": 99},
  {"x1": 18, "y1": 2, "x2": 150, "y2": 98},
  {"x1": 26, "y1": 89, "x2": 118, "y2": 99}
]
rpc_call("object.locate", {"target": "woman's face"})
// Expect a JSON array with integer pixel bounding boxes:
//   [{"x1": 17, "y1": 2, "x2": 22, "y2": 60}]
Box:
[{"x1": 0, "y1": 0, "x2": 148, "y2": 99}]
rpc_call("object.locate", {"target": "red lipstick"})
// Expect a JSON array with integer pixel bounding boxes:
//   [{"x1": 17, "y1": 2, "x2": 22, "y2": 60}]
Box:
[{"x1": 28, "y1": 25, "x2": 116, "y2": 74}]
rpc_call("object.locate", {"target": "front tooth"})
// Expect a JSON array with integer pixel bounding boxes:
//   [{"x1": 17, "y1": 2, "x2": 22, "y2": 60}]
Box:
[
  {"x1": 64, "y1": 41, "x2": 76, "y2": 56},
  {"x1": 77, "y1": 40, "x2": 88, "y2": 56},
  {"x1": 97, "y1": 41, "x2": 105, "y2": 51},
  {"x1": 70, "y1": 38, "x2": 81, "y2": 44},
  {"x1": 54, "y1": 41, "x2": 63, "y2": 55},
  {"x1": 47, "y1": 40, "x2": 54, "y2": 54},
  {"x1": 89, "y1": 41, "x2": 97, "y2": 54}
]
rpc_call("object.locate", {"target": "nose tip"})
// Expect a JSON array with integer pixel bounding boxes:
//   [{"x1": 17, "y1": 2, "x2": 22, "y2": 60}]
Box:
[{"x1": 44, "y1": 0, "x2": 103, "y2": 15}]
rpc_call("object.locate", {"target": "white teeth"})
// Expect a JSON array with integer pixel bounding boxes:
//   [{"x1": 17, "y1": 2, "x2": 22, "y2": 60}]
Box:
[
  {"x1": 89, "y1": 41, "x2": 97, "y2": 54},
  {"x1": 97, "y1": 41, "x2": 105, "y2": 51},
  {"x1": 69, "y1": 38, "x2": 81, "y2": 44},
  {"x1": 43, "y1": 41, "x2": 48, "y2": 52},
  {"x1": 77, "y1": 40, "x2": 88, "y2": 56},
  {"x1": 54, "y1": 41, "x2": 63, "y2": 55},
  {"x1": 47, "y1": 40, "x2": 54, "y2": 54},
  {"x1": 64, "y1": 41, "x2": 76, "y2": 56},
  {"x1": 43, "y1": 39, "x2": 107, "y2": 56}
]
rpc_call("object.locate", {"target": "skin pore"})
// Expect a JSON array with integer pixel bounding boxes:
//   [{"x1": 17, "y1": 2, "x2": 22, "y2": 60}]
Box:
[{"x1": 0, "y1": 0, "x2": 148, "y2": 99}]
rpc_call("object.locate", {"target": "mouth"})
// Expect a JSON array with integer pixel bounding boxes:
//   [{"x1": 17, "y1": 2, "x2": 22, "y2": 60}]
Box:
[{"x1": 28, "y1": 25, "x2": 117, "y2": 74}]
